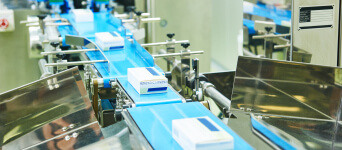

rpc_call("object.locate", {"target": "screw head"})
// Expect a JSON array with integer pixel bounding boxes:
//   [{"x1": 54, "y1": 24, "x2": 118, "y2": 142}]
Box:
[
  {"x1": 181, "y1": 42, "x2": 190, "y2": 49},
  {"x1": 135, "y1": 11, "x2": 142, "y2": 16},
  {"x1": 167, "y1": 33, "x2": 175, "y2": 39}
]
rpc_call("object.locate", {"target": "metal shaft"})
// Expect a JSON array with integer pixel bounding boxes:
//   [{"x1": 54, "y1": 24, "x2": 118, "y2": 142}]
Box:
[
  {"x1": 252, "y1": 33, "x2": 290, "y2": 40},
  {"x1": 141, "y1": 40, "x2": 189, "y2": 47},
  {"x1": 41, "y1": 49, "x2": 97, "y2": 55},
  {"x1": 45, "y1": 60, "x2": 107, "y2": 67},
  {"x1": 153, "y1": 51, "x2": 204, "y2": 58},
  {"x1": 202, "y1": 82, "x2": 231, "y2": 113}
]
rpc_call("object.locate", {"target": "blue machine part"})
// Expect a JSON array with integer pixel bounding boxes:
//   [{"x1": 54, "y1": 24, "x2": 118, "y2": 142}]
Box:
[
  {"x1": 128, "y1": 102, "x2": 253, "y2": 150},
  {"x1": 117, "y1": 77, "x2": 182, "y2": 107},
  {"x1": 243, "y1": 2, "x2": 291, "y2": 35},
  {"x1": 243, "y1": 2, "x2": 291, "y2": 25},
  {"x1": 251, "y1": 115, "x2": 295, "y2": 150},
  {"x1": 243, "y1": 19, "x2": 256, "y2": 35}
]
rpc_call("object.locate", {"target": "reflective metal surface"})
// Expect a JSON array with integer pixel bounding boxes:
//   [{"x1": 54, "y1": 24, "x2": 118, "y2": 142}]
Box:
[
  {"x1": 0, "y1": 67, "x2": 102, "y2": 149},
  {"x1": 232, "y1": 56, "x2": 342, "y2": 120},
  {"x1": 230, "y1": 56, "x2": 342, "y2": 149},
  {"x1": 251, "y1": 114, "x2": 342, "y2": 149},
  {"x1": 203, "y1": 71, "x2": 235, "y2": 99}
]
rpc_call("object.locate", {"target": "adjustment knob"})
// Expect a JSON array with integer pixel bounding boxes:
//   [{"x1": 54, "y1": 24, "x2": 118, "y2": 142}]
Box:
[
  {"x1": 265, "y1": 27, "x2": 273, "y2": 33},
  {"x1": 167, "y1": 33, "x2": 175, "y2": 39},
  {"x1": 181, "y1": 43, "x2": 190, "y2": 49},
  {"x1": 135, "y1": 11, "x2": 142, "y2": 16},
  {"x1": 50, "y1": 42, "x2": 59, "y2": 48},
  {"x1": 37, "y1": 14, "x2": 47, "y2": 20}
]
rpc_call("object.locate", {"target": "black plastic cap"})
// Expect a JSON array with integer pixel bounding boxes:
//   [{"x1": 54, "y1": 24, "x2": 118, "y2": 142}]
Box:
[
  {"x1": 135, "y1": 11, "x2": 142, "y2": 16},
  {"x1": 265, "y1": 27, "x2": 273, "y2": 33},
  {"x1": 37, "y1": 14, "x2": 47, "y2": 20},
  {"x1": 167, "y1": 33, "x2": 175, "y2": 39},
  {"x1": 50, "y1": 42, "x2": 59, "y2": 48},
  {"x1": 181, "y1": 43, "x2": 190, "y2": 49}
]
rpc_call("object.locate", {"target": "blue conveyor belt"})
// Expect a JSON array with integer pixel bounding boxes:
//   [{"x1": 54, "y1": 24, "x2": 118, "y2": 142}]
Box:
[{"x1": 128, "y1": 102, "x2": 253, "y2": 150}]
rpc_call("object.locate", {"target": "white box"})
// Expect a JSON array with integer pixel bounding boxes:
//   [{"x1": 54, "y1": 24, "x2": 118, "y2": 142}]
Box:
[
  {"x1": 127, "y1": 67, "x2": 168, "y2": 94},
  {"x1": 0, "y1": 9, "x2": 15, "y2": 32},
  {"x1": 172, "y1": 117, "x2": 234, "y2": 150},
  {"x1": 95, "y1": 32, "x2": 124, "y2": 51},
  {"x1": 71, "y1": 9, "x2": 94, "y2": 22}
]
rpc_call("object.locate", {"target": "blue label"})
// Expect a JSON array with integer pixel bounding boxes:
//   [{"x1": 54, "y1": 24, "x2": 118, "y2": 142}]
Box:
[
  {"x1": 146, "y1": 67, "x2": 160, "y2": 76},
  {"x1": 147, "y1": 87, "x2": 167, "y2": 92},
  {"x1": 197, "y1": 118, "x2": 219, "y2": 131}
]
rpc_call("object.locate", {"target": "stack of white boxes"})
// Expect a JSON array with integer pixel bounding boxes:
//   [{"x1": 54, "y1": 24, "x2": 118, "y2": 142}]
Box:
[
  {"x1": 128, "y1": 67, "x2": 168, "y2": 94},
  {"x1": 95, "y1": 32, "x2": 125, "y2": 51}
]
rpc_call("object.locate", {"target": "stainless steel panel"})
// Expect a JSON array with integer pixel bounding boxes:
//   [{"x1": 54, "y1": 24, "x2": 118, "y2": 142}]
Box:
[
  {"x1": 232, "y1": 56, "x2": 342, "y2": 120},
  {"x1": 203, "y1": 71, "x2": 236, "y2": 99},
  {"x1": 0, "y1": 67, "x2": 94, "y2": 146},
  {"x1": 251, "y1": 114, "x2": 341, "y2": 149}
]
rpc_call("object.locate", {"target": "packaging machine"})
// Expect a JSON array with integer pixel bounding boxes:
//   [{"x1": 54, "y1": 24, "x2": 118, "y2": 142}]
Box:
[{"x1": 1, "y1": 0, "x2": 342, "y2": 150}]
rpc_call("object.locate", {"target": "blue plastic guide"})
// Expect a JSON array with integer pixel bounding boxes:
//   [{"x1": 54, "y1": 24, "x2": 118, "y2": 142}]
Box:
[
  {"x1": 56, "y1": 11, "x2": 252, "y2": 149},
  {"x1": 251, "y1": 115, "x2": 295, "y2": 150}
]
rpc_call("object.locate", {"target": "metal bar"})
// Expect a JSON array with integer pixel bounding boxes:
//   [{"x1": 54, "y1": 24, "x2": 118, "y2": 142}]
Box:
[
  {"x1": 252, "y1": 34, "x2": 291, "y2": 40},
  {"x1": 45, "y1": 22, "x2": 70, "y2": 26},
  {"x1": 115, "y1": 13, "x2": 150, "y2": 18},
  {"x1": 274, "y1": 44, "x2": 291, "y2": 49},
  {"x1": 122, "y1": 19, "x2": 135, "y2": 23},
  {"x1": 45, "y1": 60, "x2": 107, "y2": 67},
  {"x1": 141, "y1": 40, "x2": 189, "y2": 47},
  {"x1": 153, "y1": 51, "x2": 204, "y2": 58},
  {"x1": 141, "y1": 17, "x2": 161, "y2": 23},
  {"x1": 203, "y1": 82, "x2": 231, "y2": 114},
  {"x1": 38, "y1": 59, "x2": 52, "y2": 78},
  {"x1": 20, "y1": 20, "x2": 37, "y2": 24},
  {"x1": 43, "y1": 18, "x2": 68, "y2": 22},
  {"x1": 41, "y1": 49, "x2": 97, "y2": 55}
]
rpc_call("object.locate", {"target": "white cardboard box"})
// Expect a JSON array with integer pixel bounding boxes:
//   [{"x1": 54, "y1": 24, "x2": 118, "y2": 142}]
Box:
[
  {"x1": 95, "y1": 32, "x2": 124, "y2": 51},
  {"x1": 172, "y1": 117, "x2": 234, "y2": 150},
  {"x1": 127, "y1": 67, "x2": 168, "y2": 94},
  {"x1": 71, "y1": 9, "x2": 94, "y2": 22}
]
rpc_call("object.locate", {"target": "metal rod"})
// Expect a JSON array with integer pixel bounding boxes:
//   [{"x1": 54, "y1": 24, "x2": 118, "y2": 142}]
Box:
[
  {"x1": 44, "y1": 18, "x2": 68, "y2": 22},
  {"x1": 252, "y1": 33, "x2": 291, "y2": 39},
  {"x1": 115, "y1": 13, "x2": 150, "y2": 18},
  {"x1": 41, "y1": 49, "x2": 97, "y2": 55},
  {"x1": 45, "y1": 22, "x2": 70, "y2": 26},
  {"x1": 122, "y1": 19, "x2": 135, "y2": 23},
  {"x1": 141, "y1": 17, "x2": 161, "y2": 22},
  {"x1": 141, "y1": 40, "x2": 189, "y2": 47},
  {"x1": 45, "y1": 60, "x2": 107, "y2": 66},
  {"x1": 153, "y1": 51, "x2": 204, "y2": 58},
  {"x1": 20, "y1": 20, "x2": 37, "y2": 24},
  {"x1": 274, "y1": 44, "x2": 291, "y2": 49},
  {"x1": 203, "y1": 82, "x2": 231, "y2": 113}
]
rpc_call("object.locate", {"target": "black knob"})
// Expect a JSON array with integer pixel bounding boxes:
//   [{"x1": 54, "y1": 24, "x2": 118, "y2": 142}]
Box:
[
  {"x1": 127, "y1": 6, "x2": 136, "y2": 12},
  {"x1": 167, "y1": 33, "x2": 175, "y2": 39},
  {"x1": 50, "y1": 42, "x2": 59, "y2": 48},
  {"x1": 181, "y1": 43, "x2": 190, "y2": 49},
  {"x1": 37, "y1": 14, "x2": 47, "y2": 20},
  {"x1": 135, "y1": 11, "x2": 142, "y2": 16},
  {"x1": 265, "y1": 27, "x2": 273, "y2": 33}
]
